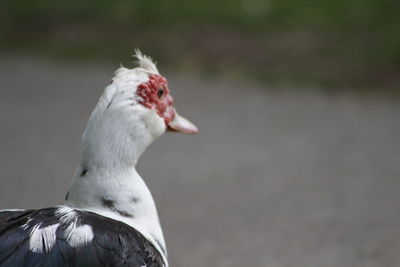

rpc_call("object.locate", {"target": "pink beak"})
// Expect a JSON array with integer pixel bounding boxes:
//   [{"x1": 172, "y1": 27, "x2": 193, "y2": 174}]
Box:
[{"x1": 167, "y1": 112, "x2": 198, "y2": 134}]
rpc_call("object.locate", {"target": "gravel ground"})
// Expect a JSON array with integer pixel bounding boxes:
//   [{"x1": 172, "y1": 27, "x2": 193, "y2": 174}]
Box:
[{"x1": 0, "y1": 55, "x2": 399, "y2": 267}]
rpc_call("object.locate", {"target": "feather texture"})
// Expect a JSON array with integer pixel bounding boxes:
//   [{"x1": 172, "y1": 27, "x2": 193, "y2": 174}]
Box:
[{"x1": 0, "y1": 209, "x2": 164, "y2": 267}]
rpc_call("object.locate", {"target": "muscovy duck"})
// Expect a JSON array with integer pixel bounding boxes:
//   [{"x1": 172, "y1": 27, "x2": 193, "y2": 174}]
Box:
[{"x1": 0, "y1": 51, "x2": 197, "y2": 267}]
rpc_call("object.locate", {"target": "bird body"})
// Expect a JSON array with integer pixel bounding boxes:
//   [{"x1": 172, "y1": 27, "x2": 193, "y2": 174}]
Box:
[{"x1": 0, "y1": 51, "x2": 197, "y2": 267}]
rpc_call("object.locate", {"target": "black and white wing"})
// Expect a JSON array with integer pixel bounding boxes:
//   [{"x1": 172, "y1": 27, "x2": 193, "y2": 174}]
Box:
[{"x1": 0, "y1": 208, "x2": 164, "y2": 267}]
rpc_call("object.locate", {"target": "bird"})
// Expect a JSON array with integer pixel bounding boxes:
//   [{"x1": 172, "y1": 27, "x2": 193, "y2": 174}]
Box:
[{"x1": 0, "y1": 50, "x2": 198, "y2": 267}]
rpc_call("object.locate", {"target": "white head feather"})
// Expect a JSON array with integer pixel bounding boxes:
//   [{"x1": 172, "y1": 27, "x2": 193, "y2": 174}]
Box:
[
  {"x1": 133, "y1": 49, "x2": 159, "y2": 74},
  {"x1": 80, "y1": 50, "x2": 166, "y2": 170}
]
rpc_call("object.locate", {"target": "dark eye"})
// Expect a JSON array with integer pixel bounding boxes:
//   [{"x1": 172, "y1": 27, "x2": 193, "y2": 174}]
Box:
[{"x1": 157, "y1": 88, "x2": 164, "y2": 98}]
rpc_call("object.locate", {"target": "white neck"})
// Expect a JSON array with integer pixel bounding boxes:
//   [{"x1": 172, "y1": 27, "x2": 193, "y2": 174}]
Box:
[{"x1": 64, "y1": 73, "x2": 168, "y2": 265}]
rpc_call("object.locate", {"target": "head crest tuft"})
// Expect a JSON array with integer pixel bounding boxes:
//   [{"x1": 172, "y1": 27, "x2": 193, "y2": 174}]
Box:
[{"x1": 133, "y1": 49, "x2": 159, "y2": 74}]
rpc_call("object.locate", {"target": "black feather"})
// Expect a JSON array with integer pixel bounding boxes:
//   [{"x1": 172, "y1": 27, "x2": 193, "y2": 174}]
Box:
[{"x1": 0, "y1": 208, "x2": 164, "y2": 267}]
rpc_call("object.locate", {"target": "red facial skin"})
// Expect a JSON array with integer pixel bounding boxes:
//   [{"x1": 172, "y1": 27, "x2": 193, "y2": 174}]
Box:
[{"x1": 137, "y1": 74, "x2": 176, "y2": 124}]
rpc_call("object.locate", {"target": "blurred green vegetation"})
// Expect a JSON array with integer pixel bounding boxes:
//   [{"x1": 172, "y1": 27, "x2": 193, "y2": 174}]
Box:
[{"x1": 1, "y1": 0, "x2": 399, "y2": 92}]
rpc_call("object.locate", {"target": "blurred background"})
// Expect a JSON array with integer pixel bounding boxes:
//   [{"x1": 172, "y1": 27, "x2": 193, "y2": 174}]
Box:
[{"x1": 1, "y1": 1, "x2": 400, "y2": 266}]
